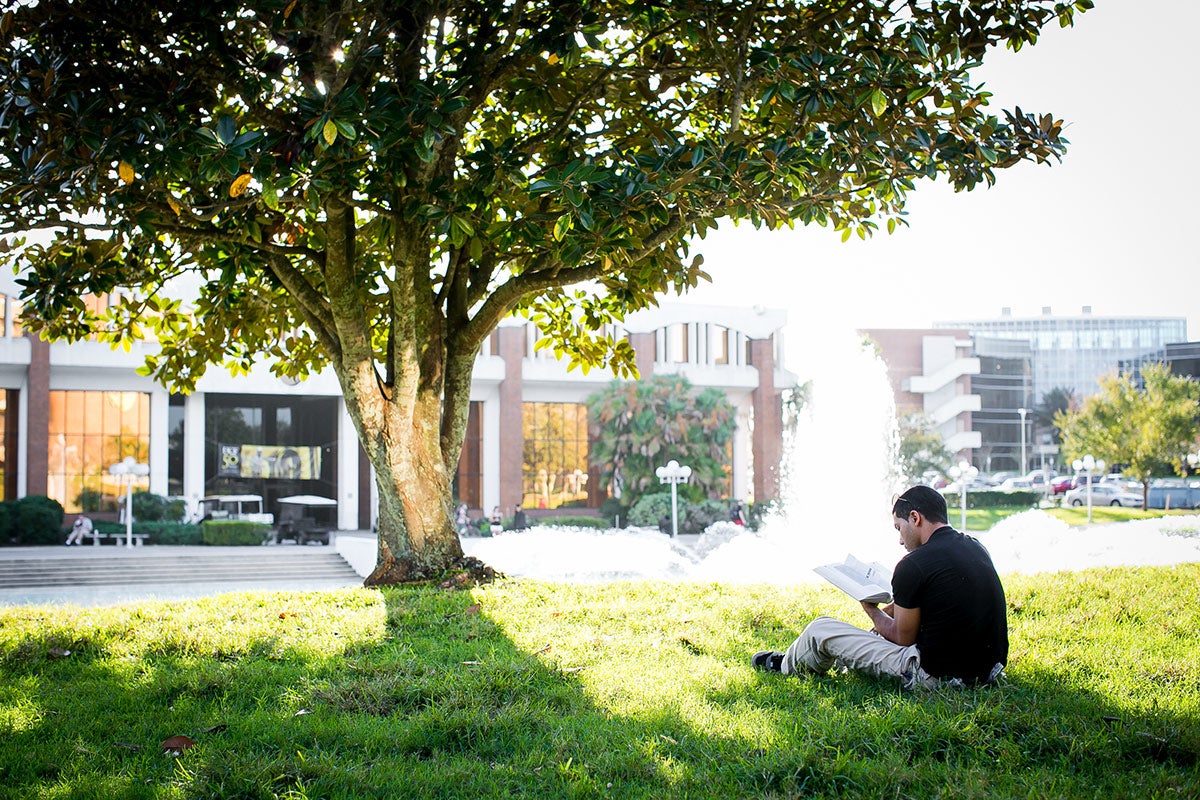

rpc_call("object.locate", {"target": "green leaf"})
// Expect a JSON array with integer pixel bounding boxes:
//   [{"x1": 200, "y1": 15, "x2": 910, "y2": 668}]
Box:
[
  {"x1": 217, "y1": 115, "x2": 236, "y2": 145},
  {"x1": 869, "y1": 89, "x2": 887, "y2": 117},
  {"x1": 553, "y1": 214, "x2": 572, "y2": 242}
]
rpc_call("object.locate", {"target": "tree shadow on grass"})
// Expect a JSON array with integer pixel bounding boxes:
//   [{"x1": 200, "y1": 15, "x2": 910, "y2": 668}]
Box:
[{"x1": 0, "y1": 581, "x2": 1198, "y2": 799}]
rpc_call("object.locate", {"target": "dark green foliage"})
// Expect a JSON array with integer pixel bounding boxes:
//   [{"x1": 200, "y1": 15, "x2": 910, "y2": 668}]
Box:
[
  {"x1": 201, "y1": 520, "x2": 270, "y2": 546},
  {"x1": 10, "y1": 495, "x2": 65, "y2": 545},
  {"x1": 130, "y1": 489, "x2": 166, "y2": 522},
  {"x1": 537, "y1": 516, "x2": 611, "y2": 529},
  {"x1": 74, "y1": 487, "x2": 103, "y2": 512},
  {"x1": 628, "y1": 493, "x2": 733, "y2": 533},
  {"x1": 944, "y1": 490, "x2": 1039, "y2": 509},
  {"x1": 0, "y1": 501, "x2": 10, "y2": 543},
  {"x1": 747, "y1": 499, "x2": 777, "y2": 531},
  {"x1": 93, "y1": 520, "x2": 205, "y2": 545}
]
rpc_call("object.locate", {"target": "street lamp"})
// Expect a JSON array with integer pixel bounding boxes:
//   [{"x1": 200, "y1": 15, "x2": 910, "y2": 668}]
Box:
[
  {"x1": 1071, "y1": 454, "x2": 1106, "y2": 525},
  {"x1": 947, "y1": 459, "x2": 978, "y2": 531},
  {"x1": 1017, "y1": 407, "x2": 1028, "y2": 477},
  {"x1": 109, "y1": 456, "x2": 150, "y2": 547},
  {"x1": 655, "y1": 459, "x2": 692, "y2": 538}
]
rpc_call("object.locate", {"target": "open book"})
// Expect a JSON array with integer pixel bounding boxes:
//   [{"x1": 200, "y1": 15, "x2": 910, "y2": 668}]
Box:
[{"x1": 813, "y1": 555, "x2": 894, "y2": 604}]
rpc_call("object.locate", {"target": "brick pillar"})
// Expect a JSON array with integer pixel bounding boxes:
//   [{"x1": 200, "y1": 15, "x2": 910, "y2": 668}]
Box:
[
  {"x1": 26, "y1": 335, "x2": 50, "y2": 496},
  {"x1": 627, "y1": 331, "x2": 656, "y2": 379},
  {"x1": 749, "y1": 337, "x2": 783, "y2": 502},
  {"x1": 497, "y1": 326, "x2": 525, "y2": 514}
]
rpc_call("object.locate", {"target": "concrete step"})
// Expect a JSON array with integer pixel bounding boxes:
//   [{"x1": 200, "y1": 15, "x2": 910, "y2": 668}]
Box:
[{"x1": 0, "y1": 550, "x2": 361, "y2": 589}]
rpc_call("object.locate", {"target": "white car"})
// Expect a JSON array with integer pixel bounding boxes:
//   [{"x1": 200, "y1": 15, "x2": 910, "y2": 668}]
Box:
[{"x1": 1063, "y1": 483, "x2": 1142, "y2": 508}]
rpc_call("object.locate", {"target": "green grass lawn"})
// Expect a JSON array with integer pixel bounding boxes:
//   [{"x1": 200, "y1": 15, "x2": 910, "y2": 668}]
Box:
[{"x1": 2, "y1": 564, "x2": 1198, "y2": 799}]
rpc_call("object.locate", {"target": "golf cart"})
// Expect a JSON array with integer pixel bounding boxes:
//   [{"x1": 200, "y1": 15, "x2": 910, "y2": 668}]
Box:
[
  {"x1": 273, "y1": 495, "x2": 337, "y2": 545},
  {"x1": 199, "y1": 494, "x2": 274, "y2": 524}
]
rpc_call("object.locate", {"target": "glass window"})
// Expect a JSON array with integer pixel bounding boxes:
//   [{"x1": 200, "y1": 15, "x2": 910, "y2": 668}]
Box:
[
  {"x1": 711, "y1": 325, "x2": 729, "y2": 365},
  {"x1": 669, "y1": 323, "x2": 689, "y2": 363},
  {"x1": 522, "y1": 402, "x2": 590, "y2": 510},
  {"x1": 168, "y1": 394, "x2": 185, "y2": 496},
  {"x1": 48, "y1": 390, "x2": 151, "y2": 513}
]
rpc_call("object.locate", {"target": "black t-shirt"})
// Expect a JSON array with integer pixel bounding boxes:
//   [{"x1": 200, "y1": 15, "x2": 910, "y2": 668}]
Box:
[{"x1": 892, "y1": 526, "x2": 1008, "y2": 682}]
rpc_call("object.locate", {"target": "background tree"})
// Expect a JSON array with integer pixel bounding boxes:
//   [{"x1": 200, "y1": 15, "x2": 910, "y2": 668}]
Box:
[
  {"x1": 1033, "y1": 385, "x2": 1077, "y2": 447},
  {"x1": 896, "y1": 413, "x2": 953, "y2": 485},
  {"x1": 0, "y1": 0, "x2": 1089, "y2": 583},
  {"x1": 586, "y1": 375, "x2": 736, "y2": 508},
  {"x1": 1057, "y1": 364, "x2": 1200, "y2": 507}
]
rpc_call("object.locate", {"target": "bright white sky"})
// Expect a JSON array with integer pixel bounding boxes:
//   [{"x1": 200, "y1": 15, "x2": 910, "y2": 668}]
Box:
[{"x1": 676, "y1": 1, "x2": 1199, "y2": 374}]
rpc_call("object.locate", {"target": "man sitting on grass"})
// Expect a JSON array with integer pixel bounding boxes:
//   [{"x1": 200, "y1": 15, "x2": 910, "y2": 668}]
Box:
[{"x1": 753, "y1": 485, "x2": 1008, "y2": 689}]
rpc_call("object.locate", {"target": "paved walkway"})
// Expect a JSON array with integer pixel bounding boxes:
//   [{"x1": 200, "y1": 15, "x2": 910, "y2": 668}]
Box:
[{"x1": 0, "y1": 532, "x2": 378, "y2": 608}]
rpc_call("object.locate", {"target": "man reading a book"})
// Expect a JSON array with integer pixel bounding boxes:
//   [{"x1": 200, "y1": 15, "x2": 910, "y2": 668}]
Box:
[{"x1": 753, "y1": 485, "x2": 1008, "y2": 689}]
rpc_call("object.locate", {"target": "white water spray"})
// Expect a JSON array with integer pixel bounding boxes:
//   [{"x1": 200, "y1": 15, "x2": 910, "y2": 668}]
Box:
[{"x1": 464, "y1": 328, "x2": 1200, "y2": 582}]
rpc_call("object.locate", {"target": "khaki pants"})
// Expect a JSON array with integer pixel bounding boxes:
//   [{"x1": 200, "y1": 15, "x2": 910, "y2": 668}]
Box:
[{"x1": 782, "y1": 616, "x2": 937, "y2": 689}]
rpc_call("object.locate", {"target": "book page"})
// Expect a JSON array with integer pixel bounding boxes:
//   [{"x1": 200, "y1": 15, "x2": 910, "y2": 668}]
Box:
[{"x1": 813, "y1": 554, "x2": 893, "y2": 603}]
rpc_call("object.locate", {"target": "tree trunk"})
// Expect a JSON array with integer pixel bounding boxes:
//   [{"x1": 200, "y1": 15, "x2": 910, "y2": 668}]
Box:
[
  {"x1": 360, "y1": 393, "x2": 465, "y2": 586},
  {"x1": 336, "y1": 352, "x2": 465, "y2": 585}
]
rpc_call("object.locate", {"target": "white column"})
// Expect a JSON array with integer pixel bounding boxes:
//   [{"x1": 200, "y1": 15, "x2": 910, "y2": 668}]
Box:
[
  {"x1": 148, "y1": 386, "x2": 170, "y2": 496},
  {"x1": 731, "y1": 398, "x2": 752, "y2": 502},
  {"x1": 337, "y1": 399, "x2": 360, "y2": 530},
  {"x1": 183, "y1": 392, "x2": 206, "y2": 520}
]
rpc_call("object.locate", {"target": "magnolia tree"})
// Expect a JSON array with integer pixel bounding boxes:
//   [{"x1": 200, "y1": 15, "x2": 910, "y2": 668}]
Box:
[{"x1": 0, "y1": 0, "x2": 1089, "y2": 583}]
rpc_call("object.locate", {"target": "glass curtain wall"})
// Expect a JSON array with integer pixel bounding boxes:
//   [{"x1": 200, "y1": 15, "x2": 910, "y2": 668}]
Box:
[{"x1": 48, "y1": 390, "x2": 150, "y2": 513}]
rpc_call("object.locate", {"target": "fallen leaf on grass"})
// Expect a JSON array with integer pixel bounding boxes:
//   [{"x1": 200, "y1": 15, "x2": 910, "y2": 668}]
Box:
[
  {"x1": 200, "y1": 724, "x2": 228, "y2": 734},
  {"x1": 114, "y1": 743, "x2": 143, "y2": 752},
  {"x1": 278, "y1": 611, "x2": 297, "y2": 619},
  {"x1": 561, "y1": 666, "x2": 586, "y2": 674},
  {"x1": 161, "y1": 735, "x2": 195, "y2": 756},
  {"x1": 465, "y1": 603, "x2": 481, "y2": 615},
  {"x1": 533, "y1": 644, "x2": 552, "y2": 655},
  {"x1": 48, "y1": 648, "x2": 71, "y2": 658},
  {"x1": 294, "y1": 709, "x2": 312, "y2": 716}
]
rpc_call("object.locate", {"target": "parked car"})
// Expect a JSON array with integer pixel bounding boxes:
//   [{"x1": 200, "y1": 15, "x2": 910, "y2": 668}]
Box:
[
  {"x1": 1063, "y1": 483, "x2": 1142, "y2": 508},
  {"x1": 998, "y1": 477, "x2": 1034, "y2": 492},
  {"x1": 1050, "y1": 476, "x2": 1074, "y2": 495}
]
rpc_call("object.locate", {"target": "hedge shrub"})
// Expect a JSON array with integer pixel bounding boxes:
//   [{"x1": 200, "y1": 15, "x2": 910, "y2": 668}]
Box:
[
  {"x1": 941, "y1": 490, "x2": 1040, "y2": 509},
  {"x1": 10, "y1": 496, "x2": 65, "y2": 545},
  {"x1": 201, "y1": 520, "x2": 271, "y2": 546},
  {"x1": 628, "y1": 495, "x2": 738, "y2": 534}
]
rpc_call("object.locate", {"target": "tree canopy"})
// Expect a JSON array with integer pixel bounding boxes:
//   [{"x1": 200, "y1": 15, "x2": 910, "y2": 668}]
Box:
[
  {"x1": 0, "y1": 0, "x2": 1091, "y2": 582},
  {"x1": 1057, "y1": 364, "x2": 1200, "y2": 505}
]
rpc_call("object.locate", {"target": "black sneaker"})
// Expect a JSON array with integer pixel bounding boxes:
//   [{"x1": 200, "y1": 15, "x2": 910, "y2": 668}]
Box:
[{"x1": 752, "y1": 651, "x2": 784, "y2": 672}]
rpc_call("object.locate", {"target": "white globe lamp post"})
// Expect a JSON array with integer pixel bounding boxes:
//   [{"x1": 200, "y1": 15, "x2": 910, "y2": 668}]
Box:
[
  {"x1": 109, "y1": 456, "x2": 150, "y2": 547},
  {"x1": 947, "y1": 459, "x2": 978, "y2": 531},
  {"x1": 1071, "y1": 454, "x2": 1106, "y2": 524},
  {"x1": 655, "y1": 459, "x2": 692, "y2": 538}
]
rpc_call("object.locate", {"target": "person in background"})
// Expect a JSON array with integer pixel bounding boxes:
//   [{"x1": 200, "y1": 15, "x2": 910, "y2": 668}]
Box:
[
  {"x1": 489, "y1": 505, "x2": 503, "y2": 528},
  {"x1": 512, "y1": 504, "x2": 529, "y2": 531},
  {"x1": 731, "y1": 501, "x2": 747, "y2": 526},
  {"x1": 65, "y1": 515, "x2": 93, "y2": 546}
]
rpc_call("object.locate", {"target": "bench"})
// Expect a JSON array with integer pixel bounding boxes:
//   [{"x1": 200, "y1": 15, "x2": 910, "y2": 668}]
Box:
[{"x1": 97, "y1": 532, "x2": 151, "y2": 546}]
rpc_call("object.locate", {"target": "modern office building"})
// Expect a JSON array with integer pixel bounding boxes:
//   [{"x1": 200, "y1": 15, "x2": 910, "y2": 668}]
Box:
[
  {"x1": 867, "y1": 308, "x2": 1191, "y2": 474},
  {"x1": 0, "y1": 271, "x2": 795, "y2": 530},
  {"x1": 935, "y1": 307, "x2": 1188, "y2": 405}
]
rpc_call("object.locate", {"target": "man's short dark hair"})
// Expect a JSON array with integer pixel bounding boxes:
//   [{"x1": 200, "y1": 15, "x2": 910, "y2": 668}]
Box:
[{"x1": 892, "y1": 485, "x2": 948, "y2": 524}]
